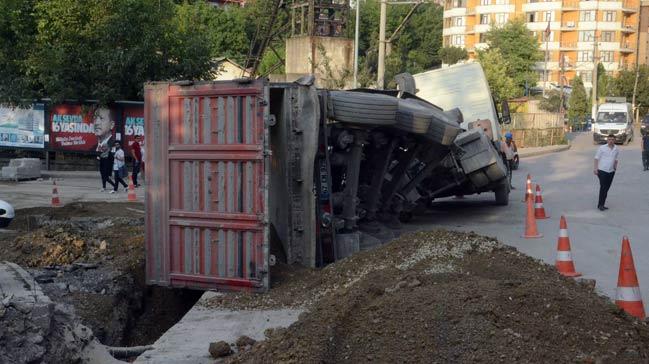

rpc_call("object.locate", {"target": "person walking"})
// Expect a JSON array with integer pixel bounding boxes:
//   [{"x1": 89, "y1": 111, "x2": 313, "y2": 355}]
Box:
[
  {"x1": 594, "y1": 134, "x2": 619, "y2": 211},
  {"x1": 130, "y1": 135, "x2": 143, "y2": 187},
  {"x1": 110, "y1": 142, "x2": 128, "y2": 194},
  {"x1": 642, "y1": 133, "x2": 649, "y2": 171},
  {"x1": 96, "y1": 133, "x2": 115, "y2": 191},
  {"x1": 501, "y1": 132, "x2": 517, "y2": 190}
]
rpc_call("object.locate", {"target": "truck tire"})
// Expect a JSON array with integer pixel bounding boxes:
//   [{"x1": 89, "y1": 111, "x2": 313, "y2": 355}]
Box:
[
  {"x1": 328, "y1": 91, "x2": 398, "y2": 126},
  {"x1": 494, "y1": 182, "x2": 509, "y2": 206}
]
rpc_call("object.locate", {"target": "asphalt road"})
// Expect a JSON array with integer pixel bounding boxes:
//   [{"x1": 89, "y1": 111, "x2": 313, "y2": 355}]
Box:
[{"x1": 412, "y1": 131, "x2": 648, "y2": 309}]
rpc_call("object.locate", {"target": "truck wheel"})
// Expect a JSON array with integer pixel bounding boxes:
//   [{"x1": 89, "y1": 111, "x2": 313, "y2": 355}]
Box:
[
  {"x1": 494, "y1": 183, "x2": 509, "y2": 206},
  {"x1": 328, "y1": 91, "x2": 398, "y2": 126}
]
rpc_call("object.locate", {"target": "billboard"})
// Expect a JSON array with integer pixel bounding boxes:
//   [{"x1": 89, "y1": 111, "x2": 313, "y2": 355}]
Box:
[
  {"x1": 50, "y1": 105, "x2": 115, "y2": 152},
  {"x1": 123, "y1": 105, "x2": 144, "y2": 154},
  {"x1": 0, "y1": 104, "x2": 45, "y2": 149}
]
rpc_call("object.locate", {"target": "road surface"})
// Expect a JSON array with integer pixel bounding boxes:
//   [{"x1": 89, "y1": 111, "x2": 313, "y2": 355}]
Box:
[{"x1": 412, "y1": 131, "x2": 648, "y2": 310}]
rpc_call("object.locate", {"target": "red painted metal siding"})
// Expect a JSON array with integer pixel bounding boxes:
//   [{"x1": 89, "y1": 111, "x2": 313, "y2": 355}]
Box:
[{"x1": 144, "y1": 80, "x2": 269, "y2": 292}]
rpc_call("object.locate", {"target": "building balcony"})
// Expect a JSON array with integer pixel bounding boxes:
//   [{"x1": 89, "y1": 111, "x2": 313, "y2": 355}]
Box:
[
  {"x1": 622, "y1": 0, "x2": 639, "y2": 12},
  {"x1": 560, "y1": 21, "x2": 578, "y2": 30},
  {"x1": 619, "y1": 42, "x2": 635, "y2": 52},
  {"x1": 561, "y1": 0, "x2": 579, "y2": 10},
  {"x1": 560, "y1": 42, "x2": 578, "y2": 50},
  {"x1": 621, "y1": 24, "x2": 637, "y2": 33}
]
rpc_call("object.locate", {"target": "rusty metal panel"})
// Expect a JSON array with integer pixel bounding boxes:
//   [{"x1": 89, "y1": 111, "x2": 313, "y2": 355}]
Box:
[{"x1": 145, "y1": 80, "x2": 269, "y2": 292}]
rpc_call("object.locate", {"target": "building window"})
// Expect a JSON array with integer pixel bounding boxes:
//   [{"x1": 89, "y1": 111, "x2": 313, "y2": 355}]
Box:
[
  {"x1": 443, "y1": 36, "x2": 450, "y2": 47},
  {"x1": 480, "y1": 14, "x2": 490, "y2": 24},
  {"x1": 452, "y1": 34, "x2": 465, "y2": 46},
  {"x1": 600, "y1": 51, "x2": 614, "y2": 62},
  {"x1": 578, "y1": 51, "x2": 593, "y2": 62},
  {"x1": 580, "y1": 10, "x2": 595, "y2": 21},
  {"x1": 526, "y1": 12, "x2": 536, "y2": 22},
  {"x1": 454, "y1": 17, "x2": 464, "y2": 26},
  {"x1": 496, "y1": 13, "x2": 508, "y2": 24},
  {"x1": 602, "y1": 31, "x2": 614, "y2": 42},
  {"x1": 579, "y1": 30, "x2": 595, "y2": 42},
  {"x1": 579, "y1": 72, "x2": 593, "y2": 83},
  {"x1": 453, "y1": 0, "x2": 467, "y2": 8},
  {"x1": 545, "y1": 11, "x2": 553, "y2": 21},
  {"x1": 479, "y1": 33, "x2": 487, "y2": 43},
  {"x1": 480, "y1": 0, "x2": 490, "y2": 5},
  {"x1": 604, "y1": 11, "x2": 615, "y2": 22}
]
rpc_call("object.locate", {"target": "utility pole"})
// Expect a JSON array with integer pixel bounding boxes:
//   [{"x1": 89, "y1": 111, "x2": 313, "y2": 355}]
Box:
[
  {"x1": 543, "y1": 32, "x2": 550, "y2": 97},
  {"x1": 559, "y1": 53, "x2": 565, "y2": 113},
  {"x1": 591, "y1": 36, "x2": 599, "y2": 120},
  {"x1": 377, "y1": 0, "x2": 388, "y2": 89},
  {"x1": 353, "y1": 0, "x2": 360, "y2": 88}
]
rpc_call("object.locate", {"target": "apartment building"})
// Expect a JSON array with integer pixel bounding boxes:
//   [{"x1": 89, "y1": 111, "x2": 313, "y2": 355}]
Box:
[{"x1": 442, "y1": 0, "x2": 640, "y2": 89}]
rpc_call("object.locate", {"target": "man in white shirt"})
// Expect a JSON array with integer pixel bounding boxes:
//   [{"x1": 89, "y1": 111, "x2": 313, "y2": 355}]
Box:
[{"x1": 594, "y1": 134, "x2": 619, "y2": 211}]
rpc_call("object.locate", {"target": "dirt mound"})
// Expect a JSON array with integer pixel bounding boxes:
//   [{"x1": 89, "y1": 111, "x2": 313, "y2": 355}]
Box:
[{"x1": 221, "y1": 230, "x2": 649, "y2": 364}]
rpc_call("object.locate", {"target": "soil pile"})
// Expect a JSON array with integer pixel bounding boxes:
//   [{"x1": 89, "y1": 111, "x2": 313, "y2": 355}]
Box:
[{"x1": 218, "y1": 230, "x2": 649, "y2": 364}]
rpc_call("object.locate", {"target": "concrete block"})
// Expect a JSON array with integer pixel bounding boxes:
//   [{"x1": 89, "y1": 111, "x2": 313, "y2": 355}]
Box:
[{"x1": 1, "y1": 158, "x2": 41, "y2": 180}]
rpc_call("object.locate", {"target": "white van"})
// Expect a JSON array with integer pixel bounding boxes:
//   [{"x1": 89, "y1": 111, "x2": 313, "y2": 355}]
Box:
[{"x1": 593, "y1": 102, "x2": 634, "y2": 144}]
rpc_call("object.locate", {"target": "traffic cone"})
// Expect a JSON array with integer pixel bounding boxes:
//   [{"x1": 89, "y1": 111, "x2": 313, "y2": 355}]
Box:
[
  {"x1": 534, "y1": 185, "x2": 550, "y2": 219},
  {"x1": 127, "y1": 176, "x2": 137, "y2": 202},
  {"x1": 522, "y1": 194, "x2": 543, "y2": 238},
  {"x1": 615, "y1": 236, "x2": 645, "y2": 319},
  {"x1": 522, "y1": 174, "x2": 532, "y2": 202},
  {"x1": 555, "y1": 216, "x2": 581, "y2": 277},
  {"x1": 51, "y1": 180, "x2": 62, "y2": 208}
]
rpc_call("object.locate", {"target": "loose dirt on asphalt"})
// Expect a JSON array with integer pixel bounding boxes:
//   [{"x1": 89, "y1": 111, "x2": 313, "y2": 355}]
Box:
[{"x1": 205, "y1": 230, "x2": 649, "y2": 364}]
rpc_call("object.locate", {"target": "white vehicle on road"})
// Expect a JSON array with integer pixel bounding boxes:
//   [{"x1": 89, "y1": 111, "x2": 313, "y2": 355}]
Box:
[{"x1": 593, "y1": 102, "x2": 634, "y2": 145}]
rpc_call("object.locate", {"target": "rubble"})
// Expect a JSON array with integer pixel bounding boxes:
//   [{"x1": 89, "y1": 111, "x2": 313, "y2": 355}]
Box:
[{"x1": 209, "y1": 341, "x2": 232, "y2": 358}]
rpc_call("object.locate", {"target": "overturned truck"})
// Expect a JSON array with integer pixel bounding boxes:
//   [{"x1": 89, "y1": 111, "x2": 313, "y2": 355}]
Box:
[{"x1": 144, "y1": 63, "x2": 511, "y2": 292}]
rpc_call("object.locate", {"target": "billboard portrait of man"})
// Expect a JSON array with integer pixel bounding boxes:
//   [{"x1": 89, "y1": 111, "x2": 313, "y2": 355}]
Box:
[{"x1": 93, "y1": 107, "x2": 116, "y2": 151}]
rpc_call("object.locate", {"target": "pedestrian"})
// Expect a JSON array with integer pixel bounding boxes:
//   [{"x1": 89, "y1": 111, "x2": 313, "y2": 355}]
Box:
[
  {"x1": 594, "y1": 134, "x2": 619, "y2": 211},
  {"x1": 501, "y1": 132, "x2": 517, "y2": 189},
  {"x1": 130, "y1": 135, "x2": 143, "y2": 187},
  {"x1": 110, "y1": 141, "x2": 128, "y2": 194},
  {"x1": 96, "y1": 131, "x2": 115, "y2": 192},
  {"x1": 642, "y1": 133, "x2": 649, "y2": 171}
]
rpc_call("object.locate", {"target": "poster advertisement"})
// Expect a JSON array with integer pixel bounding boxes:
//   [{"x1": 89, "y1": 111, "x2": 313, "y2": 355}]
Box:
[
  {"x1": 123, "y1": 105, "x2": 144, "y2": 154},
  {"x1": 0, "y1": 104, "x2": 45, "y2": 149},
  {"x1": 50, "y1": 105, "x2": 115, "y2": 152}
]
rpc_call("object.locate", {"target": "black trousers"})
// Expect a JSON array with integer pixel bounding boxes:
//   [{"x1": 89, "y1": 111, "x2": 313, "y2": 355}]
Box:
[
  {"x1": 113, "y1": 170, "x2": 128, "y2": 191},
  {"x1": 642, "y1": 151, "x2": 649, "y2": 169},
  {"x1": 132, "y1": 160, "x2": 141, "y2": 186},
  {"x1": 597, "y1": 170, "x2": 615, "y2": 208},
  {"x1": 99, "y1": 158, "x2": 115, "y2": 189}
]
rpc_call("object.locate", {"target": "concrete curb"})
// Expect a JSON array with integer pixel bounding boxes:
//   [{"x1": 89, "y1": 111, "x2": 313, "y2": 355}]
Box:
[
  {"x1": 519, "y1": 144, "x2": 571, "y2": 159},
  {"x1": 41, "y1": 170, "x2": 98, "y2": 179}
]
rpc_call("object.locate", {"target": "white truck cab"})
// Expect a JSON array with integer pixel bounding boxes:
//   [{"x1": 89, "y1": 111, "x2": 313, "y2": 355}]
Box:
[{"x1": 593, "y1": 102, "x2": 634, "y2": 145}]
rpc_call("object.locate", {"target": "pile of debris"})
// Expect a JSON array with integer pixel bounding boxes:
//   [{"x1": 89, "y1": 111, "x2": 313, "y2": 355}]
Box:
[{"x1": 203, "y1": 230, "x2": 649, "y2": 363}]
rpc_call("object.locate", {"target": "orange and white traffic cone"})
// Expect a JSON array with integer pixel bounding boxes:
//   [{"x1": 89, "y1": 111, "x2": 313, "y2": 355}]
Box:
[
  {"x1": 615, "y1": 236, "x2": 645, "y2": 319},
  {"x1": 127, "y1": 176, "x2": 137, "y2": 202},
  {"x1": 51, "y1": 180, "x2": 62, "y2": 208},
  {"x1": 555, "y1": 216, "x2": 581, "y2": 277},
  {"x1": 522, "y1": 194, "x2": 543, "y2": 238},
  {"x1": 534, "y1": 185, "x2": 550, "y2": 219},
  {"x1": 523, "y1": 174, "x2": 532, "y2": 202}
]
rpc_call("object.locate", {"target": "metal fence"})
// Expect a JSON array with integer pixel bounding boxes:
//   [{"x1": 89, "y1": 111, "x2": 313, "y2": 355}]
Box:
[{"x1": 511, "y1": 127, "x2": 567, "y2": 148}]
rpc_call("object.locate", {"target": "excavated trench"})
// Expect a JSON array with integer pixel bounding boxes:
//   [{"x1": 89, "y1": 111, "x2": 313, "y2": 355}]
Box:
[{"x1": 0, "y1": 203, "x2": 203, "y2": 349}]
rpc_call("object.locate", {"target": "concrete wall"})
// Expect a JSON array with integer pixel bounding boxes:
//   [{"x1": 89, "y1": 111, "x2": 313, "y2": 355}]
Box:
[{"x1": 285, "y1": 36, "x2": 354, "y2": 89}]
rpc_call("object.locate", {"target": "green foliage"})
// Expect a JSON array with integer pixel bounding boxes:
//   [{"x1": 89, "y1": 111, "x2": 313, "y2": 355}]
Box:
[
  {"x1": 539, "y1": 90, "x2": 563, "y2": 113},
  {"x1": 568, "y1": 76, "x2": 591, "y2": 120},
  {"x1": 485, "y1": 18, "x2": 541, "y2": 96},
  {"x1": 438, "y1": 46, "x2": 468, "y2": 65},
  {"x1": 596, "y1": 63, "x2": 610, "y2": 98},
  {"x1": 476, "y1": 49, "x2": 517, "y2": 105},
  {"x1": 353, "y1": 2, "x2": 443, "y2": 87}
]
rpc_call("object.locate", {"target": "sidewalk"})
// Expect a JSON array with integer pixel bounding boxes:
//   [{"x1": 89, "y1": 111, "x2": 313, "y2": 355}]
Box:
[{"x1": 518, "y1": 143, "x2": 570, "y2": 159}]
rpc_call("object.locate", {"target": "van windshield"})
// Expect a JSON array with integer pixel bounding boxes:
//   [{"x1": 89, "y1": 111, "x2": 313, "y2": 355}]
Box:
[{"x1": 596, "y1": 112, "x2": 627, "y2": 124}]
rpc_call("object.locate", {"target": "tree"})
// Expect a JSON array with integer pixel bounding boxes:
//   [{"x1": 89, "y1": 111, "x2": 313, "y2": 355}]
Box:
[
  {"x1": 353, "y1": 2, "x2": 444, "y2": 87},
  {"x1": 539, "y1": 90, "x2": 563, "y2": 113},
  {"x1": 597, "y1": 63, "x2": 611, "y2": 98},
  {"x1": 485, "y1": 18, "x2": 541, "y2": 96},
  {"x1": 567, "y1": 76, "x2": 591, "y2": 121},
  {"x1": 438, "y1": 46, "x2": 468, "y2": 65},
  {"x1": 476, "y1": 49, "x2": 517, "y2": 105}
]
